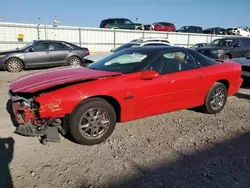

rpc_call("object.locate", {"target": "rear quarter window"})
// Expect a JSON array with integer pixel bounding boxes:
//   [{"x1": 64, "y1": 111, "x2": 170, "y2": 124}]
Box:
[
  {"x1": 188, "y1": 49, "x2": 218, "y2": 67},
  {"x1": 242, "y1": 38, "x2": 250, "y2": 46}
]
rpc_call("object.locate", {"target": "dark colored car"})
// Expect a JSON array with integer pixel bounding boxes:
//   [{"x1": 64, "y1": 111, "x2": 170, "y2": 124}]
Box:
[
  {"x1": 196, "y1": 37, "x2": 250, "y2": 60},
  {"x1": 0, "y1": 40, "x2": 89, "y2": 72},
  {"x1": 231, "y1": 51, "x2": 250, "y2": 79},
  {"x1": 190, "y1": 43, "x2": 208, "y2": 50},
  {"x1": 146, "y1": 22, "x2": 176, "y2": 32},
  {"x1": 177, "y1": 26, "x2": 203, "y2": 33},
  {"x1": 100, "y1": 18, "x2": 144, "y2": 30},
  {"x1": 203, "y1": 27, "x2": 228, "y2": 35}
]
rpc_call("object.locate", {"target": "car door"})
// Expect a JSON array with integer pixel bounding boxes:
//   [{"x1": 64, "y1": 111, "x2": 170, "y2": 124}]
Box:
[
  {"x1": 120, "y1": 19, "x2": 135, "y2": 30},
  {"x1": 136, "y1": 50, "x2": 204, "y2": 117},
  {"x1": 25, "y1": 42, "x2": 52, "y2": 68},
  {"x1": 241, "y1": 38, "x2": 250, "y2": 56},
  {"x1": 50, "y1": 42, "x2": 72, "y2": 65},
  {"x1": 230, "y1": 39, "x2": 246, "y2": 58}
]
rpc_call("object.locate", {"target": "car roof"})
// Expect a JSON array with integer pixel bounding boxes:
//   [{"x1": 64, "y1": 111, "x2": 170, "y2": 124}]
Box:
[
  {"x1": 33, "y1": 40, "x2": 66, "y2": 43},
  {"x1": 214, "y1": 36, "x2": 250, "y2": 40},
  {"x1": 131, "y1": 37, "x2": 170, "y2": 43},
  {"x1": 125, "y1": 45, "x2": 184, "y2": 52}
]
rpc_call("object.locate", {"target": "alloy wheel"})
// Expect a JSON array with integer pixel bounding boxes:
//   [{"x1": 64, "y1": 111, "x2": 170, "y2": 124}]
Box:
[
  {"x1": 78, "y1": 108, "x2": 110, "y2": 139},
  {"x1": 210, "y1": 87, "x2": 225, "y2": 110}
]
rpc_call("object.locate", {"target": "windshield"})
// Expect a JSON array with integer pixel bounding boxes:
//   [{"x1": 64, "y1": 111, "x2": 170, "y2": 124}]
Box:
[
  {"x1": 179, "y1": 26, "x2": 188, "y2": 31},
  {"x1": 17, "y1": 41, "x2": 35, "y2": 50},
  {"x1": 112, "y1": 43, "x2": 140, "y2": 52},
  {"x1": 244, "y1": 51, "x2": 250, "y2": 57},
  {"x1": 210, "y1": 39, "x2": 234, "y2": 47},
  {"x1": 87, "y1": 48, "x2": 153, "y2": 74}
]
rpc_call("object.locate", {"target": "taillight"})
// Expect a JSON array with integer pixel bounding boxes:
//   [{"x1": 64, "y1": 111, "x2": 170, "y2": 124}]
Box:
[{"x1": 104, "y1": 24, "x2": 108, "y2": 28}]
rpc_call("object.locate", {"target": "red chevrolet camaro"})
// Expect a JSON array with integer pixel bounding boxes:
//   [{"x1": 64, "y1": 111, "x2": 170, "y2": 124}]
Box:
[{"x1": 8, "y1": 46, "x2": 243, "y2": 145}]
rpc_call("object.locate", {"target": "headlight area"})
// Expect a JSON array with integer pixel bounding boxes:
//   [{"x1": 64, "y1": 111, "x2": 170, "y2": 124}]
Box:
[{"x1": 10, "y1": 91, "x2": 65, "y2": 144}]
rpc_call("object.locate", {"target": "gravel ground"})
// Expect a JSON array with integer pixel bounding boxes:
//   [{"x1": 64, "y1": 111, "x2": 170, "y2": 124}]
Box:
[{"x1": 0, "y1": 70, "x2": 250, "y2": 188}]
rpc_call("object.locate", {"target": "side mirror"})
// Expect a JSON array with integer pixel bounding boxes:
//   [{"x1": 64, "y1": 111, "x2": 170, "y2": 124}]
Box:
[
  {"x1": 28, "y1": 48, "x2": 34, "y2": 52},
  {"x1": 140, "y1": 70, "x2": 159, "y2": 80},
  {"x1": 233, "y1": 44, "x2": 240, "y2": 48}
]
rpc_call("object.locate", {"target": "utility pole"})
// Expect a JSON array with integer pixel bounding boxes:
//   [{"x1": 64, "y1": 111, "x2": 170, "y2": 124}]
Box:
[{"x1": 37, "y1": 17, "x2": 41, "y2": 40}]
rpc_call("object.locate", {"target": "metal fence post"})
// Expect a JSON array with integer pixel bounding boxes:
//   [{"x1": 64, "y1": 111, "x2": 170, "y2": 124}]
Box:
[
  {"x1": 113, "y1": 29, "x2": 116, "y2": 48},
  {"x1": 187, "y1": 34, "x2": 190, "y2": 47},
  {"x1": 79, "y1": 27, "x2": 82, "y2": 47},
  {"x1": 142, "y1": 31, "x2": 145, "y2": 38}
]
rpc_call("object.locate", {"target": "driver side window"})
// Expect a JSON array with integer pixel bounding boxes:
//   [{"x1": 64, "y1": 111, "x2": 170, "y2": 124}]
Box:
[
  {"x1": 32, "y1": 43, "x2": 50, "y2": 51},
  {"x1": 148, "y1": 51, "x2": 197, "y2": 75}
]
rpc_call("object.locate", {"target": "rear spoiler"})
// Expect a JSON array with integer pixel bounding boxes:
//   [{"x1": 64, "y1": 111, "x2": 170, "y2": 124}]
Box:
[{"x1": 214, "y1": 59, "x2": 225, "y2": 63}]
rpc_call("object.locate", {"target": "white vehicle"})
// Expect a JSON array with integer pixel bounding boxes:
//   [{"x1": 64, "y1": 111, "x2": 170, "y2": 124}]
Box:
[
  {"x1": 231, "y1": 27, "x2": 250, "y2": 36},
  {"x1": 83, "y1": 38, "x2": 171, "y2": 64}
]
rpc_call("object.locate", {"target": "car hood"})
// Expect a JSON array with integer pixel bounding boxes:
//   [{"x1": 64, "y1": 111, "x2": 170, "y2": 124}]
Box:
[
  {"x1": 231, "y1": 57, "x2": 250, "y2": 66},
  {"x1": 9, "y1": 66, "x2": 122, "y2": 93},
  {"x1": 84, "y1": 52, "x2": 113, "y2": 62},
  {"x1": 197, "y1": 46, "x2": 226, "y2": 51},
  {"x1": 0, "y1": 49, "x2": 20, "y2": 55}
]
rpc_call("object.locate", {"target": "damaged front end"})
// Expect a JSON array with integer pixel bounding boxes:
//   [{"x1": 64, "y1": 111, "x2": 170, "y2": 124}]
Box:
[{"x1": 9, "y1": 90, "x2": 66, "y2": 144}]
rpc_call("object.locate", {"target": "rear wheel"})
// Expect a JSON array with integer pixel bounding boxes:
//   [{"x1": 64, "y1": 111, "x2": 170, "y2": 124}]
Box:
[
  {"x1": 223, "y1": 54, "x2": 230, "y2": 60},
  {"x1": 67, "y1": 56, "x2": 81, "y2": 66},
  {"x1": 69, "y1": 98, "x2": 117, "y2": 145},
  {"x1": 201, "y1": 82, "x2": 228, "y2": 114},
  {"x1": 6, "y1": 58, "x2": 23, "y2": 72}
]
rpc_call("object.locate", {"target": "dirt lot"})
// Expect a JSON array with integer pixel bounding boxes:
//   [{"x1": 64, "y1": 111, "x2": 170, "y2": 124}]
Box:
[{"x1": 0, "y1": 70, "x2": 250, "y2": 188}]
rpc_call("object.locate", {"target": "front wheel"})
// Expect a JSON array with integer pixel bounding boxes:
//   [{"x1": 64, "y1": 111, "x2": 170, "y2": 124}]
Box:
[
  {"x1": 201, "y1": 82, "x2": 228, "y2": 114},
  {"x1": 69, "y1": 98, "x2": 117, "y2": 145},
  {"x1": 6, "y1": 58, "x2": 23, "y2": 72}
]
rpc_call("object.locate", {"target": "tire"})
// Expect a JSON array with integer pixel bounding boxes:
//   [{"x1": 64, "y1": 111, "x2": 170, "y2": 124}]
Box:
[
  {"x1": 69, "y1": 98, "x2": 117, "y2": 145},
  {"x1": 67, "y1": 56, "x2": 81, "y2": 66},
  {"x1": 6, "y1": 58, "x2": 23, "y2": 72},
  {"x1": 136, "y1": 27, "x2": 142, "y2": 30},
  {"x1": 223, "y1": 54, "x2": 230, "y2": 60},
  {"x1": 201, "y1": 82, "x2": 228, "y2": 114}
]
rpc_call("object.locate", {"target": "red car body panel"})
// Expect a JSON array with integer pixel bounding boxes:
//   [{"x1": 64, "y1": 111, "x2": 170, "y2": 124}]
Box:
[
  {"x1": 9, "y1": 61, "x2": 243, "y2": 124},
  {"x1": 9, "y1": 66, "x2": 121, "y2": 93},
  {"x1": 153, "y1": 24, "x2": 176, "y2": 32}
]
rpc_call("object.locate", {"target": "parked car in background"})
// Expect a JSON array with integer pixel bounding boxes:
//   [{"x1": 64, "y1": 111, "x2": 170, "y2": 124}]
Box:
[
  {"x1": 203, "y1": 27, "x2": 227, "y2": 35},
  {"x1": 100, "y1": 18, "x2": 144, "y2": 30},
  {"x1": 190, "y1": 43, "x2": 208, "y2": 50},
  {"x1": 9, "y1": 46, "x2": 243, "y2": 145},
  {"x1": 145, "y1": 22, "x2": 176, "y2": 32},
  {"x1": 0, "y1": 40, "x2": 89, "y2": 72},
  {"x1": 196, "y1": 37, "x2": 250, "y2": 60},
  {"x1": 130, "y1": 37, "x2": 171, "y2": 44},
  {"x1": 83, "y1": 38, "x2": 171, "y2": 64},
  {"x1": 231, "y1": 51, "x2": 250, "y2": 79},
  {"x1": 177, "y1": 26, "x2": 203, "y2": 33},
  {"x1": 227, "y1": 27, "x2": 250, "y2": 36}
]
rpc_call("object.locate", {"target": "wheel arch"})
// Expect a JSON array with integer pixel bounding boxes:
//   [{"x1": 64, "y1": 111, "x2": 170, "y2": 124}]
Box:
[
  {"x1": 74, "y1": 95, "x2": 121, "y2": 123},
  {"x1": 88, "y1": 95, "x2": 121, "y2": 122},
  {"x1": 224, "y1": 53, "x2": 232, "y2": 59},
  {"x1": 68, "y1": 55, "x2": 82, "y2": 64},
  {"x1": 216, "y1": 79, "x2": 230, "y2": 91}
]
